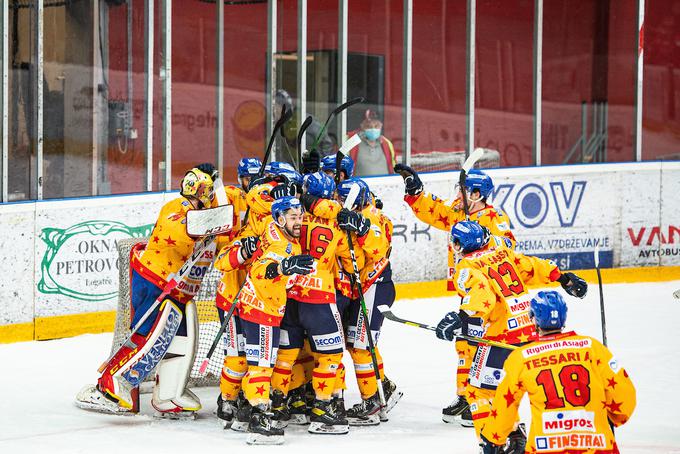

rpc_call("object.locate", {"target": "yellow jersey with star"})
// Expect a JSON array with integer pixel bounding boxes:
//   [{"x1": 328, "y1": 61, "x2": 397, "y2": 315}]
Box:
[
  {"x1": 357, "y1": 204, "x2": 393, "y2": 290},
  {"x1": 481, "y1": 332, "x2": 636, "y2": 453},
  {"x1": 454, "y1": 242, "x2": 561, "y2": 345},
  {"x1": 404, "y1": 191, "x2": 515, "y2": 291},
  {"x1": 238, "y1": 221, "x2": 302, "y2": 326},
  {"x1": 287, "y1": 212, "x2": 358, "y2": 304}
]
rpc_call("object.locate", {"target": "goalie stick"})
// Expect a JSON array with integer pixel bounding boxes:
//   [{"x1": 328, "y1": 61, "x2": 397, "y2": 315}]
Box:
[
  {"x1": 309, "y1": 97, "x2": 364, "y2": 153},
  {"x1": 458, "y1": 147, "x2": 485, "y2": 220},
  {"x1": 198, "y1": 288, "x2": 242, "y2": 375},
  {"x1": 341, "y1": 182, "x2": 388, "y2": 416},
  {"x1": 376, "y1": 305, "x2": 518, "y2": 350}
]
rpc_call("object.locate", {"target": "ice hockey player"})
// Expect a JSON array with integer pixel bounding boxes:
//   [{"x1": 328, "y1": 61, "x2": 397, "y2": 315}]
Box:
[
  {"x1": 434, "y1": 221, "x2": 588, "y2": 450},
  {"x1": 321, "y1": 153, "x2": 354, "y2": 182},
  {"x1": 479, "y1": 290, "x2": 636, "y2": 454},
  {"x1": 270, "y1": 171, "x2": 357, "y2": 435},
  {"x1": 236, "y1": 196, "x2": 315, "y2": 445},
  {"x1": 212, "y1": 158, "x2": 263, "y2": 429},
  {"x1": 75, "y1": 165, "x2": 230, "y2": 418},
  {"x1": 335, "y1": 177, "x2": 403, "y2": 426},
  {"x1": 394, "y1": 163, "x2": 515, "y2": 426}
]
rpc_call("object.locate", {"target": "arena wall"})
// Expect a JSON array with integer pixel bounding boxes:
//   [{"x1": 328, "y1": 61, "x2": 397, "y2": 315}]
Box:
[{"x1": 1, "y1": 162, "x2": 679, "y2": 343}]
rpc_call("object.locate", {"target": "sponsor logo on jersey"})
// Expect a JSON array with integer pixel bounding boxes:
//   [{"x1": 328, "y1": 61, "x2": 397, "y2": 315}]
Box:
[
  {"x1": 466, "y1": 324, "x2": 485, "y2": 338},
  {"x1": 259, "y1": 325, "x2": 272, "y2": 366},
  {"x1": 244, "y1": 344, "x2": 260, "y2": 362},
  {"x1": 542, "y1": 410, "x2": 595, "y2": 433},
  {"x1": 285, "y1": 243, "x2": 292, "y2": 254},
  {"x1": 509, "y1": 299, "x2": 531, "y2": 314},
  {"x1": 312, "y1": 333, "x2": 344, "y2": 351},
  {"x1": 482, "y1": 367, "x2": 504, "y2": 386},
  {"x1": 457, "y1": 268, "x2": 471, "y2": 292},
  {"x1": 522, "y1": 338, "x2": 592, "y2": 358},
  {"x1": 535, "y1": 433, "x2": 606, "y2": 451},
  {"x1": 608, "y1": 357, "x2": 620, "y2": 373}
]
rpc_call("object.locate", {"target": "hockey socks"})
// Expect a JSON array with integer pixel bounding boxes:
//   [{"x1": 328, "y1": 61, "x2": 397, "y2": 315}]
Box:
[
  {"x1": 313, "y1": 353, "x2": 342, "y2": 401},
  {"x1": 243, "y1": 366, "x2": 274, "y2": 406},
  {"x1": 220, "y1": 355, "x2": 248, "y2": 401},
  {"x1": 349, "y1": 347, "x2": 385, "y2": 399}
]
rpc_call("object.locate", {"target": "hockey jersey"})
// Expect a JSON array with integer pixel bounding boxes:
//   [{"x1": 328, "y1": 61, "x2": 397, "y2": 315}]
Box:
[
  {"x1": 357, "y1": 204, "x2": 393, "y2": 290},
  {"x1": 237, "y1": 221, "x2": 302, "y2": 326},
  {"x1": 454, "y1": 242, "x2": 562, "y2": 345},
  {"x1": 287, "y1": 213, "x2": 358, "y2": 304},
  {"x1": 404, "y1": 191, "x2": 515, "y2": 291},
  {"x1": 481, "y1": 331, "x2": 636, "y2": 453}
]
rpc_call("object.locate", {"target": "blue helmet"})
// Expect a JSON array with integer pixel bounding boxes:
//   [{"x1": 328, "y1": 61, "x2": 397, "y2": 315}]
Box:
[
  {"x1": 303, "y1": 171, "x2": 336, "y2": 199},
  {"x1": 466, "y1": 169, "x2": 494, "y2": 200},
  {"x1": 237, "y1": 158, "x2": 262, "y2": 177},
  {"x1": 337, "y1": 177, "x2": 371, "y2": 209},
  {"x1": 271, "y1": 196, "x2": 303, "y2": 223},
  {"x1": 530, "y1": 291, "x2": 568, "y2": 330},
  {"x1": 321, "y1": 154, "x2": 355, "y2": 178},
  {"x1": 450, "y1": 221, "x2": 490, "y2": 253},
  {"x1": 265, "y1": 161, "x2": 303, "y2": 186}
]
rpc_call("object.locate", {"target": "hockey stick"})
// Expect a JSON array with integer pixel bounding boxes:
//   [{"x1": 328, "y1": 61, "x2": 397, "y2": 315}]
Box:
[
  {"x1": 334, "y1": 135, "x2": 362, "y2": 184},
  {"x1": 341, "y1": 183, "x2": 388, "y2": 414},
  {"x1": 198, "y1": 291, "x2": 243, "y2": 375},
  {"x1": 674, "y1": 289, "x2": 680, "y2": 299},
  {"x1": 309, "y1": 97, "x2": 364, "y2": 153},
  {"x1": 458, "y1": 147, "x2": 484, "y2": 220},
  {"x1": 594, "y1": 247, "x2": 608, "y2": 347},
  {"x1": 376, "y1": 305, "x2": 518, "y2": 350},
  {"x1": 296, "y1": 115, "x2": 314, "y2": 171}
]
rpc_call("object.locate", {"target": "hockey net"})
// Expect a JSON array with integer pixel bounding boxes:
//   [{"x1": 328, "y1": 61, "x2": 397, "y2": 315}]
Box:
[
  {"x1": 410, "y1": 148, "x2": 501, "y2": 172},
  {"x1": 111, "y1": 238, "x2": 224, "y2": 388}
]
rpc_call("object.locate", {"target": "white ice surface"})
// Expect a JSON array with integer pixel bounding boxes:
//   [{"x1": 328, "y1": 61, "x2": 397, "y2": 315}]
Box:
[{"x1": 2, "y1": 281, "x2": 680, "y2": 454}]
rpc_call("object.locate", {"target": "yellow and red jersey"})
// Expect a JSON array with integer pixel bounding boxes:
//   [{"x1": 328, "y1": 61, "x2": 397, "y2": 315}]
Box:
[
  {"x1": 405, "y1": 191, "x2": 515, "y2": 291},
  {"x1": 357, "y1": 204, "x2": 393, "y2": 290},
  {"x1": 287, "y1": 213, "x2": 358, "y2": 304},
  {"x1": 454, "y1": 242, "x2": 561, "y2": 345},
  {"x1": 237, "y1": 221, "x2": 302, "y2": 327},
  {"x1": 481, "y1": 332, "x2": 636, "y2": 453}
]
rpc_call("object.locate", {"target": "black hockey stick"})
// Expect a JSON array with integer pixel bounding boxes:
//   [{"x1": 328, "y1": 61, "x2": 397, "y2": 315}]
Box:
[
  {"x1": 309, "y1": 97, "x2": 364, "y2": 152},
  {"x1": 335, "y1": 151, "x2": 345, "y2": 185},
  {"x1": 594, "y1": 247, "x2": 608, "y2": 347},
  {"x1": 261, "y1": 104, "x2": 293, "y2": 174},
  {"x1": 198, "y1": 290, "x2": 243, "y2": 375},
  {"x1": 458, "y1": 147, "x2": 484, "y2": 220},
  {"x1": 296, "y1": 115, "x2": 314, "y2": 171},
  {"x1": 376, "y1": 305, "x2": 518, "y2": 350},
  {"x1": 341, "y1": 183, "x2": 388, "y2": 415}
]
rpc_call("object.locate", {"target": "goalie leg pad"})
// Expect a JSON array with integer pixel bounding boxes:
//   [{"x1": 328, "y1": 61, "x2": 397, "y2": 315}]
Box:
[
  {"x1": 152, "y1": 300, "x2": 201, "y2": 415},
  {"x1": 97, "y1": 299, "x2": 181, "y2": 409}
]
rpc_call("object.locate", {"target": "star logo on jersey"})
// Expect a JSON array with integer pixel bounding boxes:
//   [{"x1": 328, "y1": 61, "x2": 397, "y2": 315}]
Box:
[
  {"x1": 164, "y1": 236, "x2": 177, "y2": 246},
  {"x1": 487, "y1": 211, "x2": 499, "y2": 221},
  {"x1": 437, "y1": 215, "x2": 450, "y2": 228},
  {"x1": 316, "y1": 381, "x2": 327, "y2": 392},
  {"x1": 255, "y1": 385, "x2": 266, "y2": 396},
  {"x1": 607, "y1": 378, "x2": 618, "y2": 389},
  {"x1": 503, "y1": 389, "x2": 516, "y2": 407}
]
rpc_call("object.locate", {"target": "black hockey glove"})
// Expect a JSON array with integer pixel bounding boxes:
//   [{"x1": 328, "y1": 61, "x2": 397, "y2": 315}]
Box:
[
  {"x1": 280, "y1": 254, "x2": 315, "y2": 276},
  {"x1": 337, "y1": 208, "x2": 370, "y2": 237},
  {"x1": 195, "y1": 162, "x2": 219, "y2": 181},
  {"x1": 302, "y1": 149, "x2": 321, "y2": 174},
  {"x1": 557, "y1": 272, "x2": 588, "y2": 299},
  {"x1": 300, "y1": 193, "x2": 320, "y2": 212},
  {"x1": 479, "y1": 434, "x2": 503, "y2": 454},
  {"x1": 371, "y1": 191, "x2": 384, "y2": 210},
  {"x1": 270, "y1": 181, "x2": 296, "y2": 199},
  {"x1": 435, "y1": 311, "x2": 463, "y2": 342},
  {"x1": 248, "y1": 175, "x2": 273, "y2": 191},
  {"x1": 240, "y1": 236, "x2": 259, "y2": 260},
  {"x1": 394, "y1": 163, "x2": 423, "y2": 196}
]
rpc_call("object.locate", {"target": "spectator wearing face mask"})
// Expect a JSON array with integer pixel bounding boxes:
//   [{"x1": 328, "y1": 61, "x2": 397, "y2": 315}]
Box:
[{"x1": 348, "y1": 110, "x2": 396, "y2": 176}]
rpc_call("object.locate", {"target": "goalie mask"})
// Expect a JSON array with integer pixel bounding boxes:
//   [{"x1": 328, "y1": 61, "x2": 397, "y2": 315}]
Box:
[{"x1": 180, "y1": 168, "x2": 214, "y2": 209}]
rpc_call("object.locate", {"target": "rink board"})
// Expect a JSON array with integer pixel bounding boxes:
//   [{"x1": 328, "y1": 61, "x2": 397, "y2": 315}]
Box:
[{"x1": 0, "y1": 161, "x2": 678, "y2": 341}]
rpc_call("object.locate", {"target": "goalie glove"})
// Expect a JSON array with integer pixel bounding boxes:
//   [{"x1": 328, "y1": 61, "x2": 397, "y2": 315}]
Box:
[
  {"x1": 435, "y1": 311, "x2": 462, "y2": 342},
  {"x1": 239, "y1": 236, "x2": 259, "y2": 261},
  {"x1": 557, "y1": 272, "x2": 588, "y2": 299},
  {"x1": 337, "y1": 208, "x2": 370, "y2": 237},
  {"x1": 394, "y1": 163, "x2": 423, "y2": 196}
]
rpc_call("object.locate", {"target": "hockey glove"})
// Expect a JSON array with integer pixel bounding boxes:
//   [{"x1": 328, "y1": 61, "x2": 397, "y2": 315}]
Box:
[
  {"x1": 337, "y1": 208, "x2": 370, "y2": 237},
  {"x1": 302, "y1": 149, "x2": 321, "y2": 174},
  {"x1": 196, "y1": 162, "x2": 219, "y2": 181},
  {"x1": 270, "y1": 181, "x2": 296, "y2": 199},
  {"x1": 394, "y1": 163, "x2": 423, "y2": 196},
  {"x1": 248, "y1": 175, "x2": 273, "y2": 191},
  {"x1": 479, "y1": 434, "x2": 503, "y2": 454},
  {"x1": 371, "y1": 191, "x2": 384, "y2": 209},
  {"x1": 557, "y1": 272, "x2": 588, "y2": 299},
  {"x1": 435, "y1": 311, "x2": 463, "y2": 341},
  {"x1": 240, "y1": 236, "x2": 259, "y2": 260},
  {"x1": 280, "y1": 254, "x2": 315, "y2": 276},
  {"x1": 300, "y1": 193, "x2": 320, "y2": 212}
]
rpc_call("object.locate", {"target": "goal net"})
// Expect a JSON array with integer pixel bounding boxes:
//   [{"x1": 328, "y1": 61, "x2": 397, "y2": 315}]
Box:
[{"x1": 111, "y1": 238, "x2": 225, "y2": 388}]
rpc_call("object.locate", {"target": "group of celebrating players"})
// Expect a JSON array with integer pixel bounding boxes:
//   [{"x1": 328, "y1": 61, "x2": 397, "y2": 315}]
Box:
[{"x1": 75, "y1": 148, "x2": 637, "y2": 452}]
